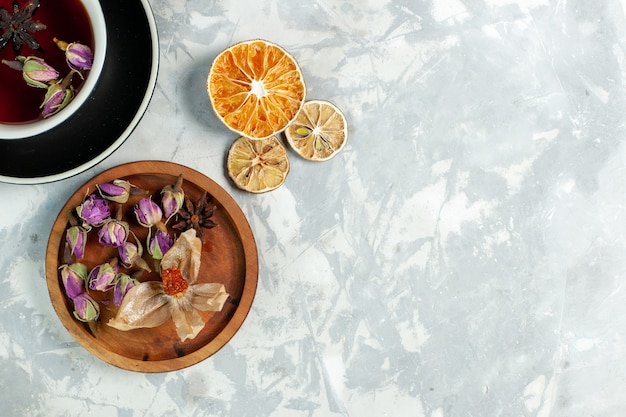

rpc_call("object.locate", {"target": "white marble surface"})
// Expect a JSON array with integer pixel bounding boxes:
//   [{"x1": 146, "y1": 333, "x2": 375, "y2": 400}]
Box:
[{"x1": 2, "y1": 0, "x2": 626, "y2": 415}]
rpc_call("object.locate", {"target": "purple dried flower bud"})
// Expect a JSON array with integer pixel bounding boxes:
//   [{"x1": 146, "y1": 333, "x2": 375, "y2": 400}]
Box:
[
  {"x1": 21, "y1": 55, "x2": 59, "y2": 88},
  {"x1": 97, "y1": 219, "x2": 129, "y2": 248},
  {"x1": 76, "y1": 194, "x2": 111, "y2": 228},
  {"x1": 66, "y1": 43, "x2": 93, "y2": 71},
  {"x1": 118, "y1": 237, "x2": 151, "y2": 271},
  {"x1": 40, "y1": 80, "x2": 74, "y2": 118},
  {"x1": 112, "y1": 273, "x2": 138, "y2": 306},
  {"x1": 54, "y1": 38, "x2": 94, "y2": 72},
  {"x1": 148, "y1": 229, "x2": 174, "y2": 260},
  {"x1": 59, "y1": 263, "x2": 88, "y2": 299},
  {"x1": 160, "y1": 174, "x2": 184, "y2": 220},
  {"x1": 72, "y1": 293, "x2": 100, "y2": 322},
  {"x1": 118, "y1": 240, "x2": 140, "y2": 268},
  {"x1": 65, "y1": 225, "x2": 88, "y2": 258},
  {"x1": 97, "y1": 180, "x2": 132, "y2": 203},
  {"x1": 88, "y1": 261, "x2": 118, "y2": 292},
  {"x1": 134, "y1": 197, "x2": 163, "y2": 228}
]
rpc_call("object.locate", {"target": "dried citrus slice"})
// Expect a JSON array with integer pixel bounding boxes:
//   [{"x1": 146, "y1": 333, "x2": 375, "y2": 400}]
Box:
[
  {"x1": 284, "y1": 100, "x2": 348, "y2": 161},
  {"x1": 207, "y1": 39, "x2": 306, "y2": 140},
  {"x1": 227, "y1": 136, "x2": 290, "y2": 193}
]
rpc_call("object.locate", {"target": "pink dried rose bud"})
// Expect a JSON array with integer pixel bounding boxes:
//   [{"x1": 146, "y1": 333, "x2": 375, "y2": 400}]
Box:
[
  {"x1": 160, "y1": 174, "x2": 184, "y2": 220},
  {"x1": 40, "y1": 80, "x2": 74, "y2": 118},
  {"x1": 134, "y1": 197, "x2": 163, "y2": 228},
  {"x1": 148, "y1": 229, "x2": 174, "y2": 260},
  {"x1": 65, "y1": 225, "x2": 88, "y2": 258},
  {"x1": 117, "y1": 240, "x2": 139, "y2": 267},
  {"x1": 97, "y1": 219, "x2": 129, "y2": 248},
  {"x1": 76, "y1": 194, "x2": 111, "y2": 228},
  {"x1": 118, "y1": 241, "x2": 138, "y2": 268},
  {"x1": 54, "y1": 38, "x2": 93, "y2": 72},
  {"x1": 97, "y1": 180, "x2": 132, "y2": 203},
  {"x1": 66, "y1": 42, "x2": 93, "y2": 71},
  {"x1": 2, "y1": 55, "x2": 58, "y2": 88},
  {"x1": 88, "y1": 260, "x2": 118, "y2": 292},
  {"x1": 118, "y1": 238, "x2": 151, "y2": 271},
  {"x1": 72, "y1": 293, "x2": 100, "y2": 322},
  {"x1": 112, "y1": 273, "x2": 138, "y2": 306},
  {"x1": 20, "y1": 55, "x2": 59, "y2": 88},
  {"x1": 59, "y1": 263, "x2": 88, "y2": 299}
]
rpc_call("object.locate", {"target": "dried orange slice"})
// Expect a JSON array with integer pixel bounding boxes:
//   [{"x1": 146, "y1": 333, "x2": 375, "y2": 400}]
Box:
[
  {"x1": 207, "y1": 40, "x2": 306, "y2": 140},
  {"x1": 284, "y1": 100, "x2": 348, "y2": 161},
  {"x1": 227, "y1": 136, "x2": 290, "y2": 193}
]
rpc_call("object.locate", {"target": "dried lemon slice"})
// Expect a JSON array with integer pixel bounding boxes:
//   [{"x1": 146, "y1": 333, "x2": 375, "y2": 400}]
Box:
[
  {"x1": 284, "y1": 100, "x2": 348, "y2": 161},
  {"x1": 207, "y1": 39, "x2": 307, "y2": 140},
  {"x1": 227, "y1": 136, "x2": 290, "y2": 193}
]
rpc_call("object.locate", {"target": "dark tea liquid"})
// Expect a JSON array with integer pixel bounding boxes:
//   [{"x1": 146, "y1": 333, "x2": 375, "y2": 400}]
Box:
[{"x1": 0, "y1": 0, "x2": 94, "y2": 124}]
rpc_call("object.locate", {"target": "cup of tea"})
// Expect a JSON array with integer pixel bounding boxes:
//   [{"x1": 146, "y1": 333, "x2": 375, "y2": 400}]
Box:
[{"x1": 0, "y1": 0, "x2": 106, "y2": 139}]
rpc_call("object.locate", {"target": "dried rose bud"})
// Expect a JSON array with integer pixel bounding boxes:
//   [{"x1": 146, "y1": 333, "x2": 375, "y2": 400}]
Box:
[
  {"x1": 160, "y1": 174, "x2": 184, "y2": 220},
  {"x1": 112, "y1": 273, "x2": 138, "y2": 306},
  {"x1": 72, "y1": 293, "x2": 100, "y2": 322},
  {"x1": 20, "y1": 55, "x2": 59, "y2": 88},
  {"x1": 97, "y1": 180, "x2": 132, "y2": 203},
  {"x1": 59, "y1": 263, "x2": 88, "y2": 299},
  {"x1": 97, "y1": 219, "x2": 129, "y2": 248},
  {"x1": 88, "y1": 260, "x2": 118, "y2": 292},
  {"x1": 134, "y1": 197, "x2": 163, "y2": 228},
  {"x1": 40, "y1": 80, "x2": 74, "y2": 118},
  {"x1": 118, "y1": 237, "x2": 151, "y2": 271},
  {"x1": 76, "y1": 194, "x2": 110, "y2": 228},
  {"x1": 65, "y1": 225, "x2": 88, "y2": 258},
  {"x1": 54, "y1": 38, "x2": 93, "y2": 72},
  {"x1": 148, "y1": 229, "x2": 174, "y2": 260},
  {"x1": 118, "y1": 240, "x2": 140, "y2": 268},
  {"x1": 66, "y1": 43, "x2": 93, "y2": 72}
]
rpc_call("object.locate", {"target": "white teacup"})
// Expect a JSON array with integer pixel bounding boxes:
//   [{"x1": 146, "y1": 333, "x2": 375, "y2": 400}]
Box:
[{"x1": 0, "y1": 0, "x2": 106, "y2": 140}]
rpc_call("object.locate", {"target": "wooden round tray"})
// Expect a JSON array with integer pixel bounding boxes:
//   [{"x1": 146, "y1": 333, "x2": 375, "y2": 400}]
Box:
[{"x1": 45, "y1": 161, "x2": 258, "y2": 372}]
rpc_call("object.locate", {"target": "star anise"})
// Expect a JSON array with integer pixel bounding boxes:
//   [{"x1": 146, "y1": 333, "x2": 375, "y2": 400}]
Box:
[
  {"x1": 0, "y1": 0, "x2": 46, "y2": 56},
  {"x1": 171, "y1": 191, "x2": 217, "y2": 239}
]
